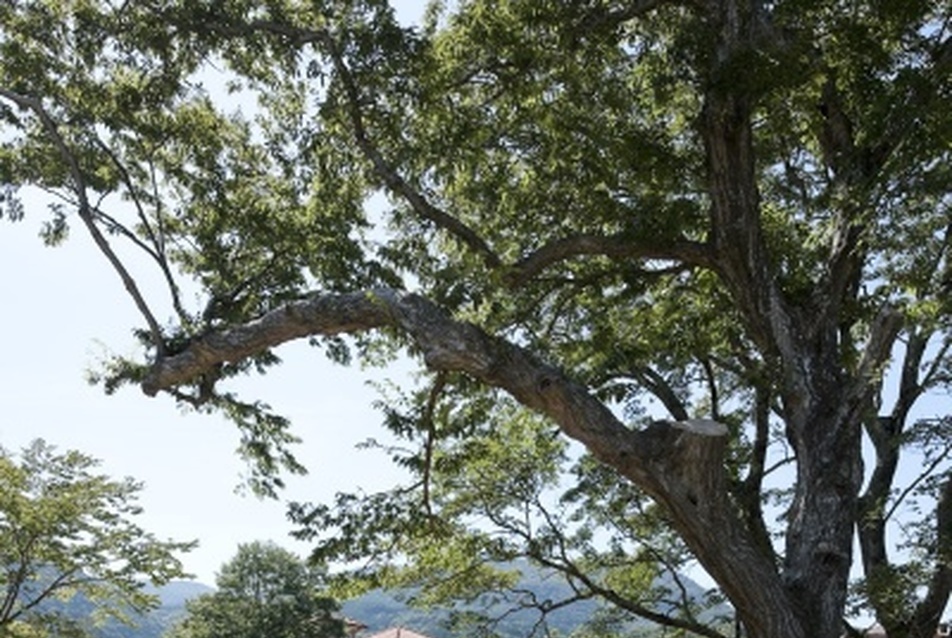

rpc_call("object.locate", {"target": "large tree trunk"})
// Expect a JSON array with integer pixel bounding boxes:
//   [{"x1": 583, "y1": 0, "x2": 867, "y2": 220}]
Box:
[
  {"x1": 697, "y1": 2, "x2": 889, "y2": 633},
  {"x1": 631, "y1": 421, "x2": 806, "y2": 638},
  {"x1": 781, "y1": 372, "x2": 867, "y2": 638}
]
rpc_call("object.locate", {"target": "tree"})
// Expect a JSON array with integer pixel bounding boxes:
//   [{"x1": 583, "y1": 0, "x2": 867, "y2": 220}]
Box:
[
  {"x1": 0, "y1": 1, "x2": 950, "y2": 638},
  {"x1": 0, "y1": 439, "x2": 196, "y2": 636},
  {"x1": 165, "y1": 541, "x2": 341, "y2": 638},
  {"x1": 4, "y1": 620, "x2": 52, "y2": 638}
]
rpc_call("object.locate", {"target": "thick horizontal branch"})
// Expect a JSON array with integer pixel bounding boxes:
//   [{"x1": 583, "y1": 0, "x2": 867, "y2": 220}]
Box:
[
  {"x1": 507, "y1": 233, "x2": 714, "y2": 287},
  {"x1": 143, "y1": 288, "x2": 638, "y2": 471},
  {"x1": 142, "y1": 288, "x2": 737, "y2": 494},
  {"x1": 142, "y1": 290, "x2": 394, "y2": 396}
]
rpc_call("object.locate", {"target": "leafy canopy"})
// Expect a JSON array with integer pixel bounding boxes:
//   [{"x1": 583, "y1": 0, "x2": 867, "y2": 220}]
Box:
[{"x1": 1, "y1": 1, "x2": 951, "y2": 638}]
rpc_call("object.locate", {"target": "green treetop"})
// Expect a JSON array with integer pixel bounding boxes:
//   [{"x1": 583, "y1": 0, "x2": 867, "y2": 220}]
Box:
[{"x1": 165, "y1": 541, "x2": 341, "y2": 638}]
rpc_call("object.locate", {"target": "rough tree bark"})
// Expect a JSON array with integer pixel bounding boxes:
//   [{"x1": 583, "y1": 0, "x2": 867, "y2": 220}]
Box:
[{"x1": 697, "y1": 1, "x2": 906, "y2": 635}]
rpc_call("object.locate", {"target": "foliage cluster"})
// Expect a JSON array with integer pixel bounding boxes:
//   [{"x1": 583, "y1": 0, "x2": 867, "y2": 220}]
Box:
[
  {"x1": 0, "y1": 440, "x2": 194, "y2": 638},
  {"x1": 165, "y1": 541, "x2": 342, "y2": 638}
]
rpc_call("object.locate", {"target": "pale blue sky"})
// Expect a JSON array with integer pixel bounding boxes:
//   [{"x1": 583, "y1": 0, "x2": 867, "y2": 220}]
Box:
[
  {"x1": 0, "y1": 212, "x2": 412, "y2": 584},
  {"x1": 0, "y1": 0, "x2": 425, "y2": 587}
]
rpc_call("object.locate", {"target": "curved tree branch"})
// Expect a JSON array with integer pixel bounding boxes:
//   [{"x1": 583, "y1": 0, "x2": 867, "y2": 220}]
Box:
[
  {"x1": 858, "y1": 326, "x2": 937, "y2": 632},
  {"x1": 530, "y1": 551, "x2": 727, "y2": 638},
  {"x1": 141, "y1": 286, "x2": 802, "y2": 637},
  {"x1": 319, "y1": 32, "x2": 503, "y2": 270},
  {"x1": 171, "y1": 14, "x2": 504, "y2": 271},
  {"x1": 142, "y1": 288, "x2": 640, "y2": 472},
  {"x1": 507, "y1": 233, "x2": 714, "y2": 288},
  {"x1": 733, "y1": 384, "x2": 776, "y2": 563},
  {"x1": 230, "y1": 18, "x2": 713, "y2": 287}
]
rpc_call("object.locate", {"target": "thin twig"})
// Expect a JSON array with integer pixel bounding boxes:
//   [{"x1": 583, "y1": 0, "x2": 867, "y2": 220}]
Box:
[
  {"x1": 93, "y1": 136, "x2": 189, "y2": 323},
  {"x1": 420, "y1": 371, "x2": 448, "y2": 517},
  {"x1": 885, "y1": 442, "x2": 952, "y2": 523}
]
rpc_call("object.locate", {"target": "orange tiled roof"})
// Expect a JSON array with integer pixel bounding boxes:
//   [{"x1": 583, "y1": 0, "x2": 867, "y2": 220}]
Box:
[{"x1": 363, "y1": 628, "x2": 435, "y2": 638}]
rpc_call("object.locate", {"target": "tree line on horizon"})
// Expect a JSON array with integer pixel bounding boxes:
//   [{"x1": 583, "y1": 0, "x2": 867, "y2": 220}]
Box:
[{"x1": 1, "y1": 440, "x2": 721, "y2": 638}]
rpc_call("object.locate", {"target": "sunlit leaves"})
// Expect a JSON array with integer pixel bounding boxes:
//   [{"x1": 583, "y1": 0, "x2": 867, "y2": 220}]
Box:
[
  {"x1": 3, "y1": 1, "x2": 952, "y2": 635},
  {"x1": 168, "y1": 541, "x2": 343, "y2": 638},
  {"x1": 0, "y1": 440, "x2": 195, "y2": 635},
  {"x1": 0, "y1": 184, "x2": 25, "y2": 221}
]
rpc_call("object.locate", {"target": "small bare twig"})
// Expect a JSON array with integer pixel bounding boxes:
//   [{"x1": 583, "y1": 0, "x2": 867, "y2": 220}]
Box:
[
  {"x1": 884, "y1": 442, "x2": 952, "y2": 523},
  {"x1": 92, "y1": 136, "x2": 189, "y2": 323}
]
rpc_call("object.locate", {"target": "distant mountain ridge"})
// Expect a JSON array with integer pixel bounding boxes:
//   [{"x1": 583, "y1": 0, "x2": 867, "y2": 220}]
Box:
[
  {"x1": 17, "y1": 580, "x2": 213, "y2": 638},
  {"x1": 41, "y1": 568, "x2": 726, "y2": 638},
  {"x1": 339, "y1": 564, "x2": 729, "y2": 638},
  {"x1": 148, "y1": 581, "x2": 215, "y2": 609}
]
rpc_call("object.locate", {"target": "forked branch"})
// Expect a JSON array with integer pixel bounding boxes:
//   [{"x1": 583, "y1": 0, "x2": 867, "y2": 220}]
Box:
[{"x1": 0, "y1": 87, "x2": 167, "y2": 354}]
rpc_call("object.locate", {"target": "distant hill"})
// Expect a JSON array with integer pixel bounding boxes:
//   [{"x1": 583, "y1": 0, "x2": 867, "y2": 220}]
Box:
[
  {"x1": 340, "y1": 575, "x2": 598, "y2": 637},
  {"x1": 150, "y1": 581, "x2": 215, "y2": 609},
  {"x1": 17, "y1": 580, "x2": 213, "y2": 638},
  {"x1": 112, "y1": 581, "x2": 215, "y2": 638},
  {"x1": 37, "y1": 567, "x2": 726, "y2": 638},
  {"x1": 340, "y1": 563, "x2": 730, "y2": 638}
]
